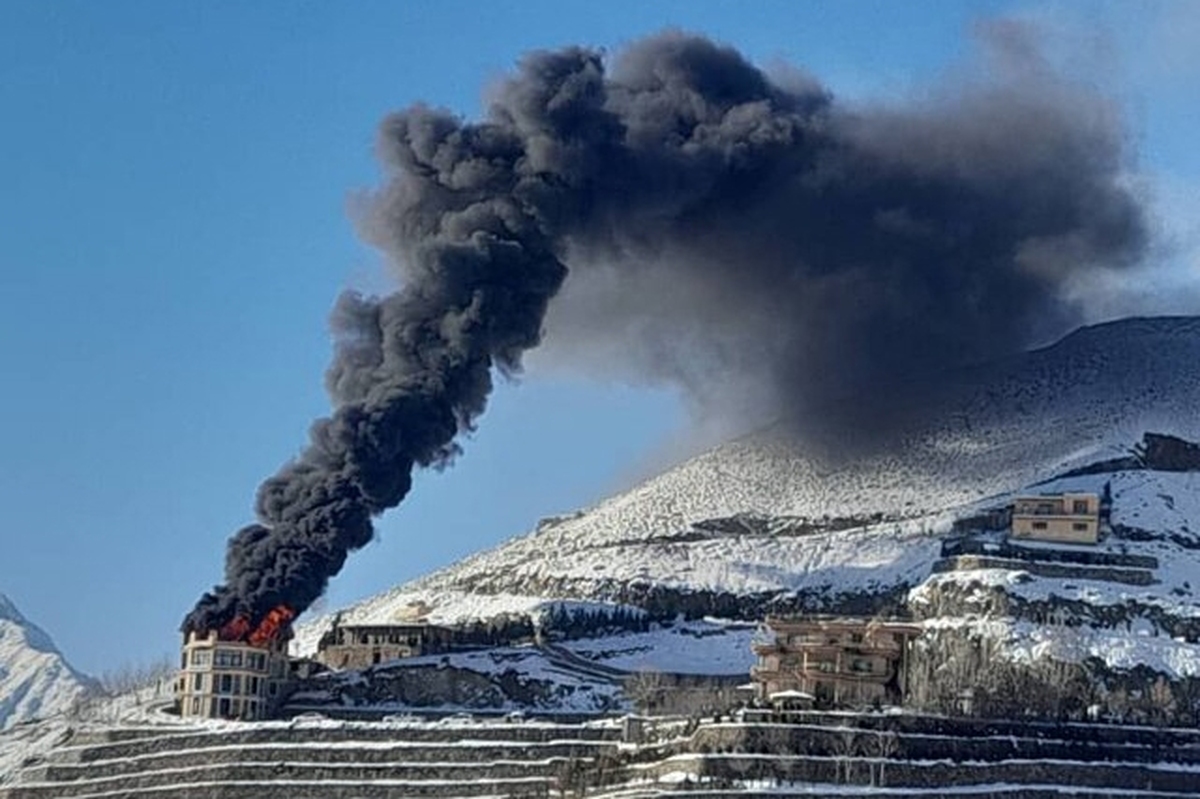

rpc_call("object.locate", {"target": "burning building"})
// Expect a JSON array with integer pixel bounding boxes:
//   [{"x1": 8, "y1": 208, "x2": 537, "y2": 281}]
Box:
[{"x1": 176, "y1": 606, "x2": 295, "y2": 721}]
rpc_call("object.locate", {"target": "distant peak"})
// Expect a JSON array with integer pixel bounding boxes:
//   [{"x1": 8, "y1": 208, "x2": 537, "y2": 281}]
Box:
[
  {"x1": 1054, "y1": 315, "x2": 1200, "y2": 345},
  {"x1": 0, "y1": 591, "x2": 25, "y2": 624}
]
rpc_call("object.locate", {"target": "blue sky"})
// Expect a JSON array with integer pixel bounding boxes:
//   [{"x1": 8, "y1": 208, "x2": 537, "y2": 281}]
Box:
[{"x1": 0, "y1": 1, "x2": 1196, "y2": 675}]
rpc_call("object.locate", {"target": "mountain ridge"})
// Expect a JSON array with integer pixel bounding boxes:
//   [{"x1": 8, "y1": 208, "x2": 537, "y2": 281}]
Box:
[
  {"x1": 0, "y1": 592, "x2": 96, "y2": 731},
  {"x1": 293, "y1": 314, "x2": 1200, "y2": 648}
]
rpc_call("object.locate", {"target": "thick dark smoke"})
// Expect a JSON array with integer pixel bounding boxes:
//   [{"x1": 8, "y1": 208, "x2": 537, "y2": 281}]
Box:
[{"x1": 184, "y1": 27, "x2": 1147, "y2": 633}]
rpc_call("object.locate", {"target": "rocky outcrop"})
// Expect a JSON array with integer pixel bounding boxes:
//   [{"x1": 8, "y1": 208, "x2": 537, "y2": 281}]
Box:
[
  {"x1": 931, "y1": 555, "x2": 1156, "y2": 585},
  {"x1": 1055, "y1": 432, "x2": 1200, "y2": 479},
  {"x1": 1140, "y1": 433, "x2": 1200, "y2": 472},
  {"x1": 287, "y1": 660, "x2": 623, "y2": 714}
]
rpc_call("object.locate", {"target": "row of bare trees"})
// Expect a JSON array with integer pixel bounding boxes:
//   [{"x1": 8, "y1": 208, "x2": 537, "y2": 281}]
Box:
[
  {"x1": 67, "y1": 654, "x2": 178, "y2": 722},
  {"x1": 907, "y1": 629, "x2": 1186, "y2": 725}
]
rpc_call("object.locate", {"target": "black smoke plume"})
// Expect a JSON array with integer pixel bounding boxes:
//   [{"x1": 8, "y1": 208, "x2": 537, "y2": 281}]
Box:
[{"x1": 184, "y1": 27, "x2": 1146, "y2": 633}]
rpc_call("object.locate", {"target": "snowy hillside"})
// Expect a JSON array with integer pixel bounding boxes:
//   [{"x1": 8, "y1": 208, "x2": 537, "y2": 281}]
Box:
[
  {"x1": 913, "y1": 468, "x2": 1200, "y2": 677},
  {"x1": 296, "y1": 316, "x2": 1200, "y2": 650},
  {"x1": 0, "y1": 594, "x2": 95, "y2": 731}
]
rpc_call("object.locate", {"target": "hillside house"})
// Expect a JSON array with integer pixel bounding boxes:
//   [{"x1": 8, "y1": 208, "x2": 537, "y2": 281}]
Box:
[
  {"x1": 1010, "y1": 492, "x2": 1101, "y2": 545},
  {"x1": 751, "y1": 616, "x2": 921, "y2": 708},
  {"x1": 316, "y1": 620, "x2": 454, "y2": 669}
]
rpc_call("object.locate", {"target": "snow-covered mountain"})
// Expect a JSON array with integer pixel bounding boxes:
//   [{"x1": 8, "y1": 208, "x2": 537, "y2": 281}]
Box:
[
  {"x1": 0, "y1": 594, "x2": 95, "y2": 730},
  {"x1": 295, "y1": 315, "x2": 1200, "y2": 654}
]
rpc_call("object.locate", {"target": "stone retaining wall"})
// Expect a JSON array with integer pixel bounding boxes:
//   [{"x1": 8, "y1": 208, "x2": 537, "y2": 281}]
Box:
[
  {"x1": 1, "y1": 777, "x2": 558, "y2": 799},
  {"x1": 650, "y1": 753, "x2": 1200, "y2": 793},
  {"x1": 687, "y1": 722, "x2": 1200, "y2": 766},
  {"x1": 942, "y1": 538, "x2": 1158, "y2": 569},
  {"x1": 10, "y1": 715, "x2": 1200, "y2": 799},
  {"x1": 13, "y1": 759, "x2": 583, "y2": 797},
  {"x1": 53, "y1": 721, "x2": 620, "y2": 763},
  {"x1": 932, "y1": 555, "x2": 1156, "y2": 585},
  {"x1": 33, "y1": 741, "x2": 612, "y2": 781}
]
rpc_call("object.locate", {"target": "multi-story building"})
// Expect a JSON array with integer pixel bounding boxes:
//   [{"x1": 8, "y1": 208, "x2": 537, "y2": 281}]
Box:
[
  {"x1": 1010, "y1": 492, "x2": 1101, "y2": 545},
  {"x1": 751, "y1": 616, "x2": 921, "y2": 708},
  {"x1": 316, "y1": 621, "x2": 454, "y2": 670},
  {"x1": 176, "y1": 629, "x2": 291, "y2": 721}
]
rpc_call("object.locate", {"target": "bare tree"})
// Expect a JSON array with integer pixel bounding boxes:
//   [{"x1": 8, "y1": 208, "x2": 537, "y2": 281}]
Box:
[
  {"x1": 624, "y1": 669, "x2": 668, "y2": 715},
  {"x1": 830, "y1": 727, "x2": 860, "y2": 785},
  {"x1": 99, "y1": 654, "x2": 178, "y2": 700},
  {"x1": 867, "y1": 730, "x2": 900, "y2": 787},
  {"x1": 1149, "y1": 676, "x2": 1177, "y2": 727}
]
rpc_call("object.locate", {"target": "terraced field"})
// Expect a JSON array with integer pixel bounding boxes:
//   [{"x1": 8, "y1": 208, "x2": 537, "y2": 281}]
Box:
[{"x1": 7, "y1": 712, "x2": 1200, "y2": 798}]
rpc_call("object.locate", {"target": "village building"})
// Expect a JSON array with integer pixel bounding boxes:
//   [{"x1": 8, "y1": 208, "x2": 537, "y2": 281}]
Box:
[
  {"x1": 176, "y1": 629, "x2": 291, "y2": 721},
  {"x1": 316, "y1": 620, "x2": 454, "y2": 669},
  {"x1": 1010, "y1": 492, "x2": 1101, "y2": 545},
  {"x1": 751, "y1": 616, "x2": 921, "y2": 708}
]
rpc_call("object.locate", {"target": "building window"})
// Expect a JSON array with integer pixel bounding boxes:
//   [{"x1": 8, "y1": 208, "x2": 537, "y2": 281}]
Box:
[
  {"x1": 1073, "y1": 522, "x2": 1089, "y2": 531},
  {"x1": 192, "y1": 673, "x2": 204, "y2": 693},
  {"x1": 190, "y1": 697, "x2": 201, "y2": 715},
  {"x1": 219, "y1": 674, "x2": 233, "y2": 694},
  {"x1": 1032, "y1": 521, "x2": 1048, "y2": 530},
  {"x1": 214, "y1": 650, "x2": 243, "y2": 668},
  {"x1": 851, "y1": 659, "x2": 873, "y2": 673},
  {"x1": 1073, "y1": 500, "x2": 1089, "y2": 514},
  {"x1": 191, "y1": 650, "x2": 211, "y2": 667},
  {"x1": 218, "y1": 698, "x2": 231, "y2": 717}
]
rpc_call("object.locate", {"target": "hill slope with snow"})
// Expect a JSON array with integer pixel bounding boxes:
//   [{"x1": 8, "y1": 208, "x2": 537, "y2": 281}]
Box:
[
  {"x1": 0, "y1": 594, "x2": 95, "y2": 731},
  {"x1": 294, "y1": 316, "x2": 1200, "y2": 649}
]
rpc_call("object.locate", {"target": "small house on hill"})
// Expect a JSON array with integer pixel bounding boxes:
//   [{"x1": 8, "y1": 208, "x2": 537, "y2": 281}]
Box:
[{"x1": 1010, "y1": 492, "x2": 1101, "y2": 545}]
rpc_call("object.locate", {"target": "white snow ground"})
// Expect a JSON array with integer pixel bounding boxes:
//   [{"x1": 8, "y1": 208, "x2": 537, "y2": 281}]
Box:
[{"x1": 561, "y1": 620, "x2": 758, "y2": 675}]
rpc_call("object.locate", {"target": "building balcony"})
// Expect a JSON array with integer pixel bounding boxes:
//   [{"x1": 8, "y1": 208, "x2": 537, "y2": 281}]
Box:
[
  {"x1": 1012, "y1": 513, "x2": 1097, "y2": 522},
  {"x1": 757, "y1": 640, "x2": 903, "y2": 656},
  {"x1": 751, "y1": 664, "x2": 894, "y2": 684}
]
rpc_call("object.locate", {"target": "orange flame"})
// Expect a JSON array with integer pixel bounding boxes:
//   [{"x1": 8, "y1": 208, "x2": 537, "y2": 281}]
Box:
[
  {"x1": 248, "y1": 605, "x2": 295, "y2": 648},
  {"x1": 218, "y1": 614, "x2": 252, "y2": 642}
]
